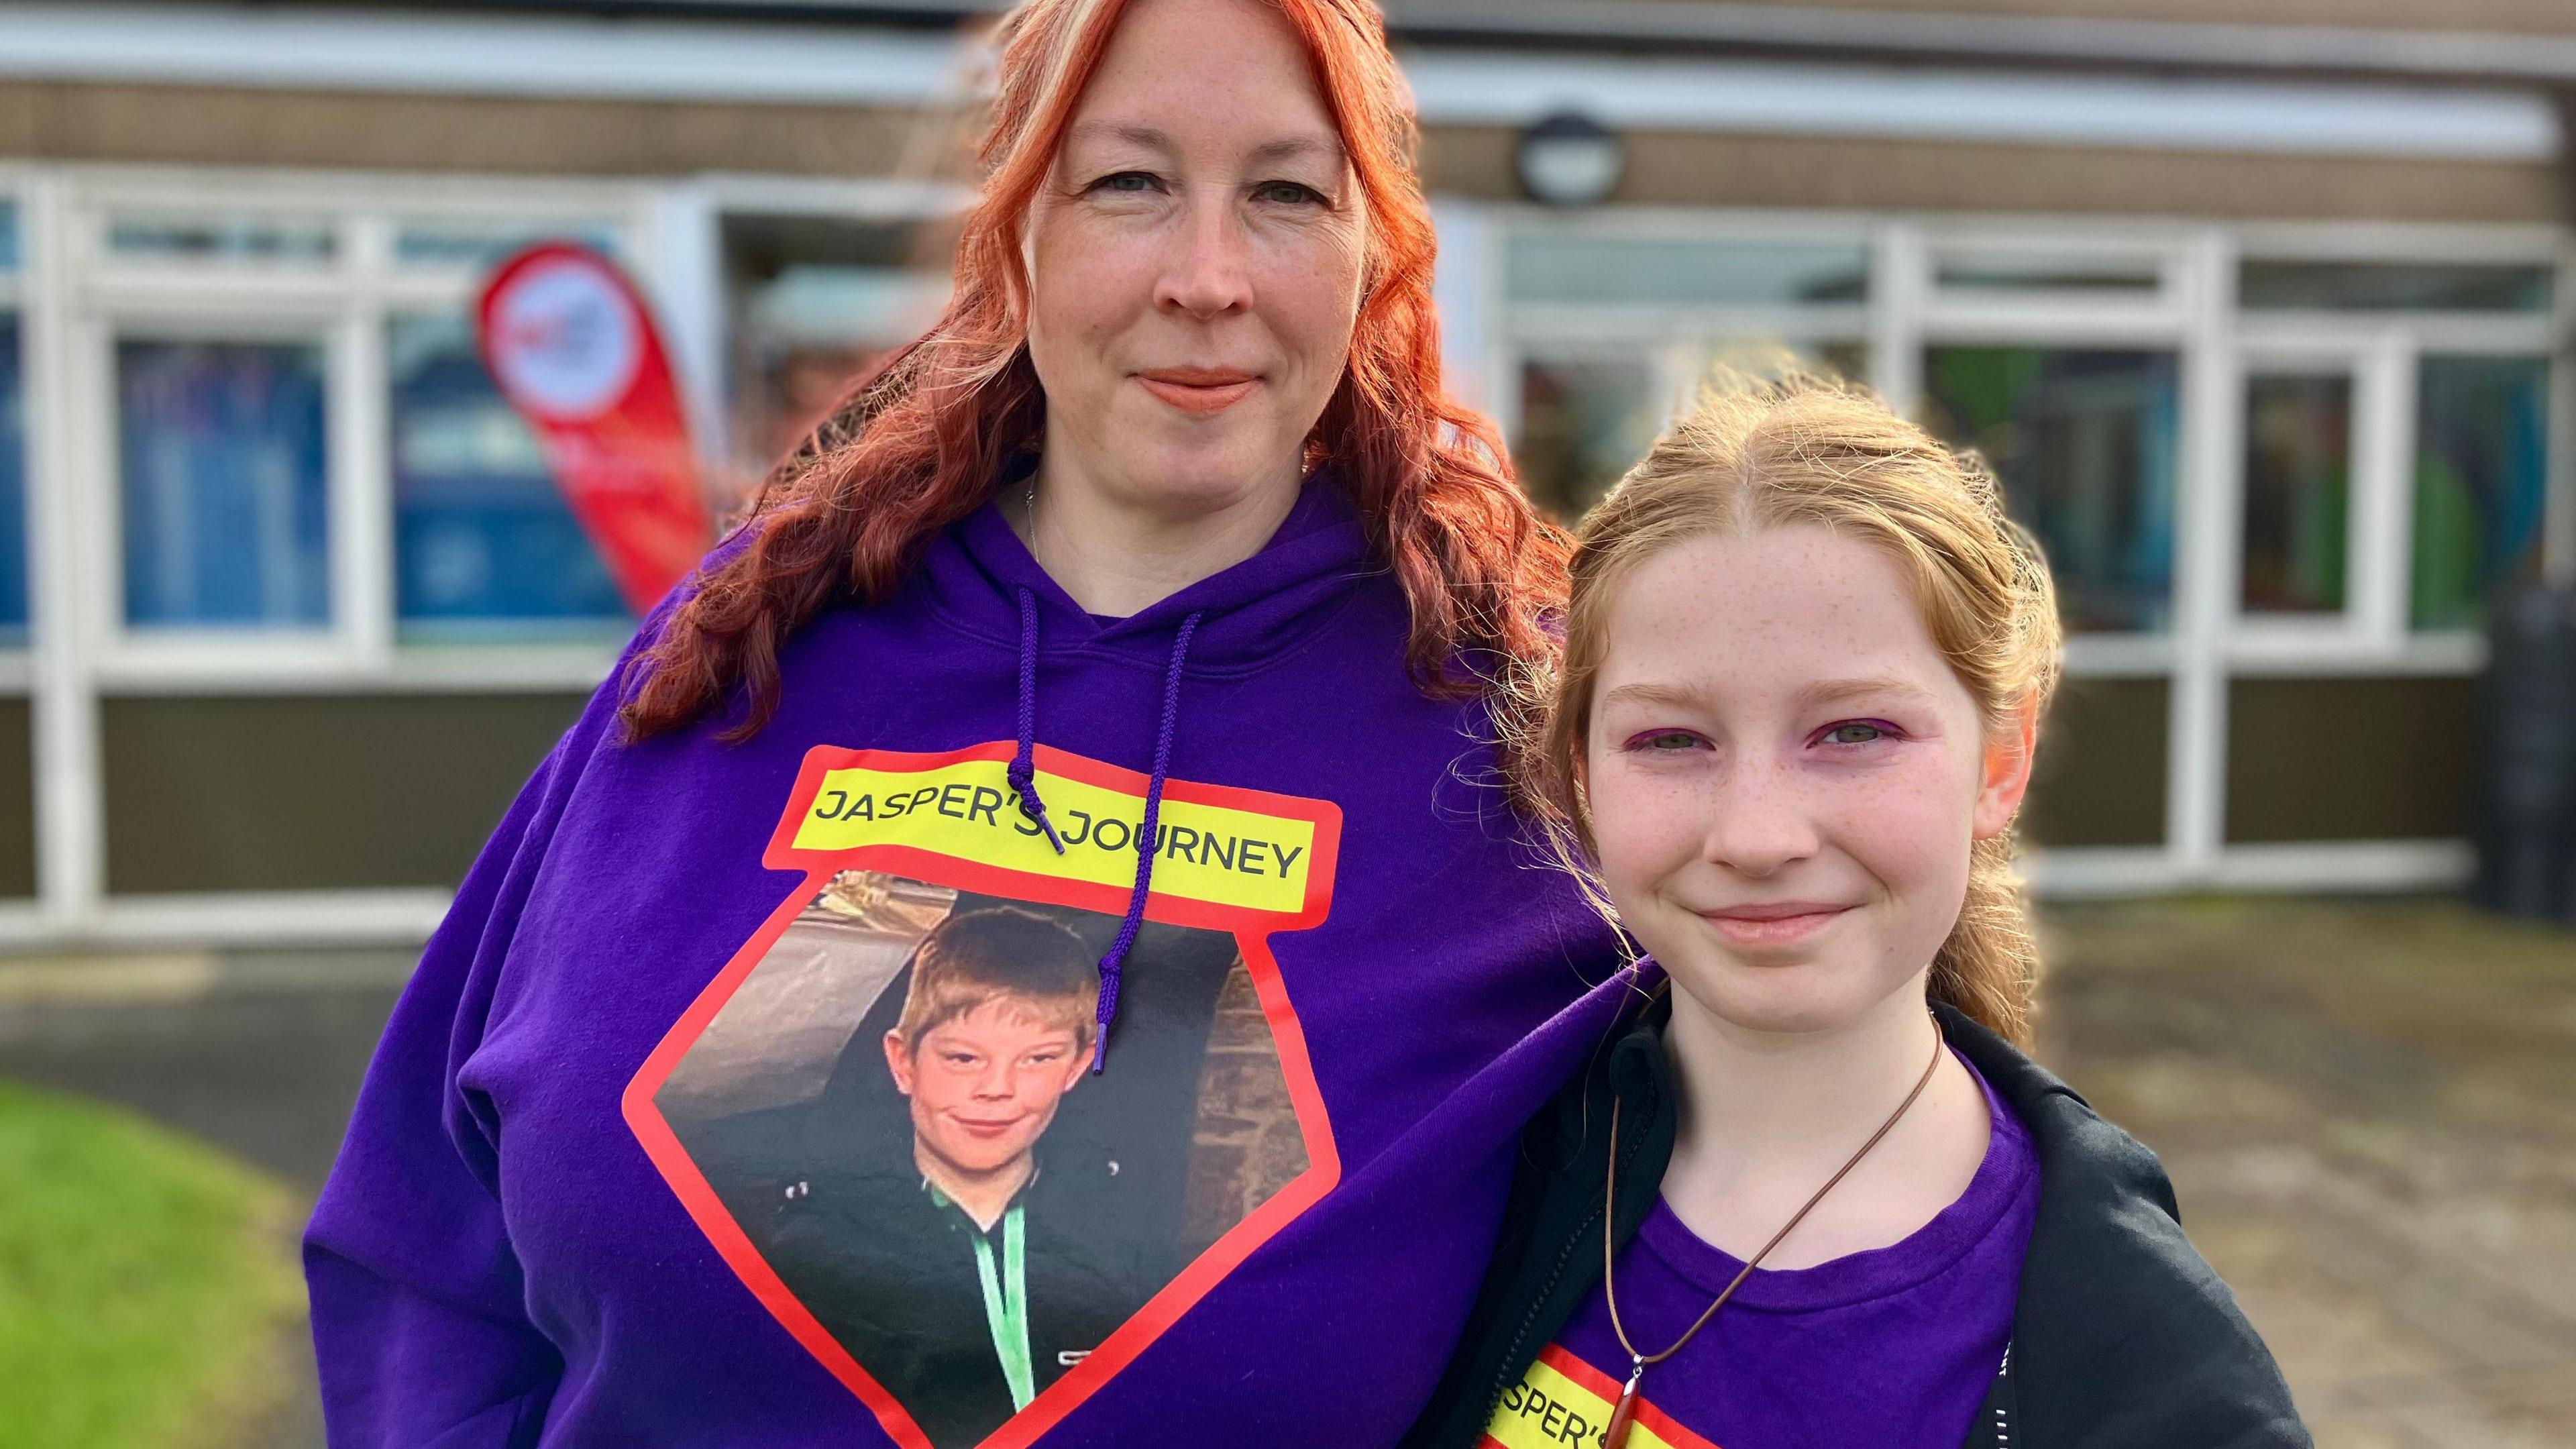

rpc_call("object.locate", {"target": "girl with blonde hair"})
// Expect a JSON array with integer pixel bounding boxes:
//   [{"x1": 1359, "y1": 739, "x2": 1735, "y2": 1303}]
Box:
[{"x1": 1410, "y1": 375, "x2": 2306, "y2": 1449}]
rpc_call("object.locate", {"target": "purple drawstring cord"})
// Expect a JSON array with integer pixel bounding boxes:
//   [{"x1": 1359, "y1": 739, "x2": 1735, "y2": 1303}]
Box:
[
  {"x1": 1007, "y1": 588, "x2": 1065, "y2": 854},
  {"x1": 1092, "y1": 611, "x2": 1200, "y2": 1073}
]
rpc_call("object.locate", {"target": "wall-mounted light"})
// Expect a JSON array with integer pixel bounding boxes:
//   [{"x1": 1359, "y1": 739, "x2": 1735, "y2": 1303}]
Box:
[{"x1": 1515, "y1": 111, "x2": 1625, "y2": 208}]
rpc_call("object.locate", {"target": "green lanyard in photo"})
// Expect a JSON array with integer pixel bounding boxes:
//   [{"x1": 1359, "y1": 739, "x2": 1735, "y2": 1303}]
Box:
[{"x1": 966, "y1": 1199, "x2": 1035, "y2": 1409}]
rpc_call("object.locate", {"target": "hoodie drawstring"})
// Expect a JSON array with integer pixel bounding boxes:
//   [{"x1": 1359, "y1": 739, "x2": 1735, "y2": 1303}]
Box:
[
  {"x1": 1008, "y1": 588, "x2": 1065, "y2": 853},
  {"x1": 1093, "y1": 611, "x2": 1199, "y2": 1073},
  {"x1": 1006, "y1": 587, "x2": 1203, "y2": 1073}
]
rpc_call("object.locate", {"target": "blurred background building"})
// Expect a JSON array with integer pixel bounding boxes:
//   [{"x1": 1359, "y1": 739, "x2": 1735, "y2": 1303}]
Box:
[{"x1": 0, "y1": 0, "x2": 2568, "y2": 949}]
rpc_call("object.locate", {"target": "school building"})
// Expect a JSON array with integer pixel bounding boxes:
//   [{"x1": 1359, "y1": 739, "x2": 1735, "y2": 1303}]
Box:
[{"x1": 0, "y1": 0, "x2": 2568, "y2": 947}]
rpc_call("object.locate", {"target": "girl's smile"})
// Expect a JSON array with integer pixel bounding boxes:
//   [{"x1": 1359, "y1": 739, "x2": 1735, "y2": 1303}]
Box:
[
  {"x1": 1694, "y1": 900, "x2": 1858, "y2": 951},
  {"x1": 1582, "y1": 521, "x2": 2033, "y2": 1038}
]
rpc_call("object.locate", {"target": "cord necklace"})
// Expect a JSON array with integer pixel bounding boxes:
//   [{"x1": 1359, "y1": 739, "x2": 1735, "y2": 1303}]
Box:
[{"x1": 1597, "y1": 1014, "x2": 1945, "y2": 1449}]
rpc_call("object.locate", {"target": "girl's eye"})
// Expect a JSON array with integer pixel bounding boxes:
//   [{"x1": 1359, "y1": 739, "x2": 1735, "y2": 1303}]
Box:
[
  {"x1": 1628, "y1": 729, "x2": 1708, "y2": 754},
  {"x1": 1252, "y1": 180, "x2": 1327, "y2": 206},
  {"x1": 1818, "y1": 720, "x2": 1896, "y2": 746}
]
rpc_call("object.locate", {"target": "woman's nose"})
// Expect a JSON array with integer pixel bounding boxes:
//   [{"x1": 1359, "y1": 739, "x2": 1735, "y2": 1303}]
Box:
[
  {"x1": 1155, "y1": 195, "x2": 1254, "y2": 319},
  {"x1": 1701, "y1": 762, "x2": 1822, "y2": 877}
]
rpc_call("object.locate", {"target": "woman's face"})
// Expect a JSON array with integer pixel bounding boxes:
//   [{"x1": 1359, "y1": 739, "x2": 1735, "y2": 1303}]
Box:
[
  {"x1": 1581, "y1": 525, "x2": 2034, "y2": 1037},
  {"x1": 1024, "y1": 0, "x2": 1366, "y2": 515}
]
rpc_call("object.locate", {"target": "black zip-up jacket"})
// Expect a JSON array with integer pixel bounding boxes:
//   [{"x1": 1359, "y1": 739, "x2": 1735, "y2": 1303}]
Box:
[{"x1": 1405, "y1": 995, "x2": 2312, "y2": 1449}]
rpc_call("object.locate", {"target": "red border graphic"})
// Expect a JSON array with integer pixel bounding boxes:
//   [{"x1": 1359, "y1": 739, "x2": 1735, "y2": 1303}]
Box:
[{"x1": 624, "y1": 741, "x2": 1346, "y2": 1449}]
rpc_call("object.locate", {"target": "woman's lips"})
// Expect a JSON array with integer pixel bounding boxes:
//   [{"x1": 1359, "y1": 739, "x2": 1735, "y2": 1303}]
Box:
[
  {"x1": 1136, "y1": 368, "x2": 1259, "y2": 414},
  {"x1": 1697, "y1": 902, "x2": 1855, "y2": 949}
]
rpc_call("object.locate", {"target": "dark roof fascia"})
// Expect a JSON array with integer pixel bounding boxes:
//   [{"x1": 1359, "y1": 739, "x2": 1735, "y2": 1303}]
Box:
[{"x1": 336, "y1": 0, "x2": 2576, "y2": 87}]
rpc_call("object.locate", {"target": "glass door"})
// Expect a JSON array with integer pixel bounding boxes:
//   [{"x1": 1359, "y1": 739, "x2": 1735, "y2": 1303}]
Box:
[{"x1": 2236, "y1": 358, "x2": 2362, "y2": 630}]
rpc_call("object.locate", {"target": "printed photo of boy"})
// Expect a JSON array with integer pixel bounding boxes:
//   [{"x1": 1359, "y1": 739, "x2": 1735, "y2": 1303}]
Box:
[{"x1": 763, "y1": 906, "x2": 1157, "y2": 1448}]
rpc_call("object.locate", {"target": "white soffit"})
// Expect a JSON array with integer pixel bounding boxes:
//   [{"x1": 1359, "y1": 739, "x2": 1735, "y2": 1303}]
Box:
[
  {"x1": 1382, "y1": 0, "x2": 2576, "y2": 86},
  {"x1": 1395, "y1": 48, "x2": 2563, "y2": 162},
  {"x1": 0, "y1": 5, "x2": 2558, "y2": 162},
  {"x1": 0, "y1": 4, "x2": 969, "y2": 107}
]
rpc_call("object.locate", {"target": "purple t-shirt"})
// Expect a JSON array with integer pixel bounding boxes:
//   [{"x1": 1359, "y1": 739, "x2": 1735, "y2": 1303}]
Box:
[{"x1": 1487, "y1": 1055, "x2": 2037, "y2": 1449}]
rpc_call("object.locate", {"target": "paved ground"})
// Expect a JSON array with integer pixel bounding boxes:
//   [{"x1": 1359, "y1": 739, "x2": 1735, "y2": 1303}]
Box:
[
  {"x1": 0, "y1": 901, "x2": 2570, "y2": 1447},
  {"x1": 2039, "y1": 898, "x2": 2576, "y2": 1448}
]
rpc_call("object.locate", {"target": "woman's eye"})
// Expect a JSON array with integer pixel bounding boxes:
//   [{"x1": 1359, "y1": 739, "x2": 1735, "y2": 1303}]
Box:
[
  {"x1": 1252, "y1": 180, "x2": 1326, "y2": 205},
  {"x1": 1089, "y1": 170, "x2": 1161, "y2": 195},
  {"x1": 1819, "y1": 722, "x2": 1890, "y2": 746}
]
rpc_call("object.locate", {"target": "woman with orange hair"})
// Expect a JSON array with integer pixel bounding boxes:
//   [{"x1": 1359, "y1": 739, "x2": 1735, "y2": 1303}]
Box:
[{"x1": 304, "y1": 1, "x2": 1628, "y2": 1445}]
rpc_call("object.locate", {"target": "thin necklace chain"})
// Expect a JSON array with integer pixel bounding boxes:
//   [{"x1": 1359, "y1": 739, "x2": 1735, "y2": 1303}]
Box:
[{"x1": 1603, "y1": 1011, "x2": 1947, "y2": 1369}]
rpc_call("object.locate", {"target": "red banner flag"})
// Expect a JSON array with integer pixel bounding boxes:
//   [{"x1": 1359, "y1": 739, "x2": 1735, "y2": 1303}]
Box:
[{"x1": 477, "y1": 242, "x2": 712, "y2": 614}]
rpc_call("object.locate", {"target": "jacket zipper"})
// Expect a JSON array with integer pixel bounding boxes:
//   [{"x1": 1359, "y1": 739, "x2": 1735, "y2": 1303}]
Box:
[
  {"x1": 1989, "y1": 1341, "x2": 2015, "y2": 1448},
  {"x1": 1485, "y1": 1197, "x2": 1605, "y2": 1422}
]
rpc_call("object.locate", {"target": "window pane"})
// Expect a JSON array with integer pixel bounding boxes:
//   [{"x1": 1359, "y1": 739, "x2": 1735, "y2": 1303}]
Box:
[
  {"x1": 395, "y1": 221, "x2": 621, "y2": 271},
  {"x1": 2241, "y1": 373, "x2": 2352, "y2": 616},
  {"x1": 119, "y1": 340, "x2": 329, "y2": 629},
  {"x1": 1923, "y1": 347, "x2": 2180, "y2": 633},
  {"x1": 1701, "y1": 337, "x2": 1870, "y2": 390},
  {"x1": 0, "y1": 200, "x2": 18, "y2": 272},
  {"x1": 0, "y1": 313, "x2": 25, "y2": 636},
  {"x1": 1516, "y1": 358, "x2": 1662, "y2": 522},
  {"x1": 1936, "y1": 253, "x2": 2162, "y2": 295},
  {"x1": 2413, "y1": 356, "x2": 2549, "y2": 631},
  {"x1": 1507, "y1": 237, "x2": 1868, "y2": 307},
  {"x1": 107, "y1": 214, "x2": 336, "y2": 265},
  {"x1": 724, "y1": 212, "x2": 954, "y2": 486},
  {"x1": 388, "y1": 312, "x2": 627, "y2": 636},
  {"x1": 2240, "y1": 260, "x2": 2552, "y2": 313}
]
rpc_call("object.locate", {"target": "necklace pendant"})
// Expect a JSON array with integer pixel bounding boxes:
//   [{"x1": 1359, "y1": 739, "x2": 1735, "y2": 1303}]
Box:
[{"x1": 1603, "y1": 1360, "x2": 1645, "y2": 1449}]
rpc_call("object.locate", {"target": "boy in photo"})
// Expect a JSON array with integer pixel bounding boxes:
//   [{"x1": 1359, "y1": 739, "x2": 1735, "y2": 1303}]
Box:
[
  {"x1": 767, "y1": 907, "x2": 1153, "y2": 1449},
  {"x1": 883, "y1": 907, "x2": 1092, "y2": 1240}
]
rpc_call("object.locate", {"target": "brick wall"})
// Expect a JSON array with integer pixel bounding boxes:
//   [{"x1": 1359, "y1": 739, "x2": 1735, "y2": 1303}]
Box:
[{"x1": 1179, "y1": 959, "x2": 1311, "y2": 1261}]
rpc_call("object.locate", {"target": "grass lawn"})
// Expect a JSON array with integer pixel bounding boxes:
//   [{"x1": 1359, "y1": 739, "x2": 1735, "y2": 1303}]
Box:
[{"x1": 0, "y1": 1078, "x2": 303, "y2": 1449}]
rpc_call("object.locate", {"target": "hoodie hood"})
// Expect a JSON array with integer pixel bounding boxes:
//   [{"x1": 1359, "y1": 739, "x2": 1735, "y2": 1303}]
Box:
[{"x1": 922, "y1": 471, "x2": 1379, "y2": 679}]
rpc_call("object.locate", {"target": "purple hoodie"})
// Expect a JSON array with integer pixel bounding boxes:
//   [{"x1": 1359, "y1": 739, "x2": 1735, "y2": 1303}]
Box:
[{"x1": 305, "y1": 476, "x2": 1633, "y2": 1449}]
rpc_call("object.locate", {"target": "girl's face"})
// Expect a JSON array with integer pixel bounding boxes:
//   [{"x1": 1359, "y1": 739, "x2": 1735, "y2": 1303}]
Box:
[
  {"x1": 1024, "y1": 0, "x2": 1367, "y2": 513},
  {"x1": 1582, "y1": 525, "x2": 2035, "y2": 1036}
]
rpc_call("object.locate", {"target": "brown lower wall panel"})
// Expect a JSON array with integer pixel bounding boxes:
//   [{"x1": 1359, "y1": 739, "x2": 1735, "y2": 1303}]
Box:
[
  {"x1": 0, "y1": 80, "x2": 945, "y2": 178},
  {"x1": 103, "y1": 692, "x2": 588, "y2": 896},
  {"x1": 0, "y1": 698, "x2": 32, "y2": 899},
  {"x1": 2021, "y1": 674, "x2": 2169, "y2": 849},
  {"x1": 2225, "y1": 675, "x2": 2475, "y2": 843}
]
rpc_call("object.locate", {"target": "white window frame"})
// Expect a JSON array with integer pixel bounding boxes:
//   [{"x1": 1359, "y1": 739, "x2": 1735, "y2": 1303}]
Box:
[
  {"x1": 5, "y1": 164, "x2": 674, "y2": 947},
  {"x1": 1462, "y1": 201, "x2": 2569, "y2": 900},
  {"x1": 2229, "y1": 343, "x2": 2381, "y2": 649},
  {"x1": 0, "y1": 164, "x2": 981, "y2": 948},
  {"x1": 676, "y1": 171, "x2": 971, "y2": 480},
  {"x1": 1, "y1": 174, "x2": 2562, "y2": 941},
  {"x1": 63, "y1": 165, "x2": 661, "y2": 695},
  {"x1": 1492, "y1": 206, "x2": 1876, "y2": 458}
]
